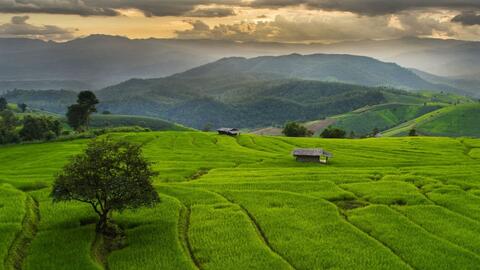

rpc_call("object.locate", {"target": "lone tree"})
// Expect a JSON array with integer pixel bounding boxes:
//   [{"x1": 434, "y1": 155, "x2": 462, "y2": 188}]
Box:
[
  {"x1": 0, "y1": 97, "x2": 7, "y2": 111},
  {"x1": 283, "y1": 122, "x2": 311, "y2": 137},
  {"x1": 18, "y1": 103, "x2": 27, "y2": 113},
  {"x1": 51, "y1": 139, "x2": 159, "y2": 234},
  {"x1": 409, "y1": 128, "x2": 417, "y2": 137},
  {"x1": 67, "y1": 91, "x2": 99, "y2": 131}
]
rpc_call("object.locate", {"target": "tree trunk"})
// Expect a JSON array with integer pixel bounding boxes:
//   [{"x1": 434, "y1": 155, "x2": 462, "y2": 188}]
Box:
[{"x1": 96, "y1": 212, "x2": 109, "y2": 234}]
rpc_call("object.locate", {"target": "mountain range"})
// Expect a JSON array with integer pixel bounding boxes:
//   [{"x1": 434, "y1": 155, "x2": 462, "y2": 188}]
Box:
[
  {"x1": 4, "y1": 53, "x2": 464, "y2": 129},
  {"x1": 1, "y1": 35, "x2": 480, "y2": 92}
]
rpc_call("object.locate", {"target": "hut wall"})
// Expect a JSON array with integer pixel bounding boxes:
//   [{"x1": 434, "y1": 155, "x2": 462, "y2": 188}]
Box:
[{"x1": 295, "y1": 156, "x2": 320, "y2": 163}]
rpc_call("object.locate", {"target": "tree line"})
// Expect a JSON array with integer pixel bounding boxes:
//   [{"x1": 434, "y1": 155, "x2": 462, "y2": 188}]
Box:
[{"x1": 0, "y1": 91, "x2": 100, "y2": 145}]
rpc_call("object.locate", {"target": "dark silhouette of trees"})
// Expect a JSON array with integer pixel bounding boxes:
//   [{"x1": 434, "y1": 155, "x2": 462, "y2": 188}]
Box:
[
  {"x1": 67, "y1": 91, "x2": 99, "y2": 131},
  {"x1": 283, "y1": 122, "x2": 311, "y2": 137},
  {"x1": 19, "y1": 116, "x2": 62, "y2": 141},
  {"x1": 0, "y1": 97, "x2": 7, "y2": 111},
  {"x1": 320, "y1": 126, "x2": 346, "y2": 138},
  {"x1": 18, "y1": 103, "x2": 27, "y2": 113}
]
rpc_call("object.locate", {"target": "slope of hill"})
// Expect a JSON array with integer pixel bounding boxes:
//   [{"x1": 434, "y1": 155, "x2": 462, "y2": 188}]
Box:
[
  {"x1": 96, "y1": 54, "x2": 462, "y2": 128},
  {"x1": 329, "y1": 103, "x2": 444, "y2": 136},
  {"x1": 174, "y1": 54, "x2": 449, "y2": 91},
  {"x1": 6, "y1": 105, "x2": 189, "y2": 132},
  {"x1": 411, "y1": 69, "x2": 480, "y2": 98},
  {"x1": 3, "y1": 54, "x2": 471, "y2": 130},
  {"x1": 89, "y1": 114, "x2": 191, "y2": 131},
  {"x1": 0, "y1": 132, "x2": 480, "y2": 269},
  {"x1": 1, "y1": 35, "x2": 479, "y2": 93},
  {"x1": 383, "y1": 103, "x2": 480, "y2": 137}
]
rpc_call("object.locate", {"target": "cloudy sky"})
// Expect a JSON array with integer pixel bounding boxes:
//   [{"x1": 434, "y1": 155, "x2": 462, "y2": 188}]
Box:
[{"x1": 0, "y1": 0, "x2": 479, "y2": 42}]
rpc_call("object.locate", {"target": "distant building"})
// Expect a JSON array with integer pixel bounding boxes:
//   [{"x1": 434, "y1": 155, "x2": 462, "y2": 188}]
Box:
[
  {"x1": 292, "y1": 148, "x2": 333, "y2": 164},
  {"x1": 217, "y1": 128, "x2": 240, "y2": 136}
]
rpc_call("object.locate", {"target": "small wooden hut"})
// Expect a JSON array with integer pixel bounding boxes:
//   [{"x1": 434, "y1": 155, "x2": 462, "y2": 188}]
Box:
[
  {"x1": 217, "y1": 128, "x2": 240, "y2": 136},
  {"x1": 292, "y1": 148, "x2": 333, "y2": 164}
]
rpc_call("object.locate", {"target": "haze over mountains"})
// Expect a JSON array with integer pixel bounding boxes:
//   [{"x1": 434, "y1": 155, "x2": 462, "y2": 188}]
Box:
[
  {"x1": 3, "y1": 53, "x2": 459, "y2": 129},
  {"x1": 1, "y1": 35, "x2": 480, "y2": 91}
]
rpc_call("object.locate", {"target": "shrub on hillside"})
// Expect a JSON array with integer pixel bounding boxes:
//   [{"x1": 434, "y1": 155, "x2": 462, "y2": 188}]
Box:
[
  {"x1": 0, "y1": 110, "x2": 19, "y2": 144},
  {"x1": 19, "y1": 116, "x2": 62, "y2": 141},
  {"x1": 283, "y1": 122, "x2": 312, "y2": 137},
  {"x1": 320, "y1": 126, "x2": 347, "y2": 138}
]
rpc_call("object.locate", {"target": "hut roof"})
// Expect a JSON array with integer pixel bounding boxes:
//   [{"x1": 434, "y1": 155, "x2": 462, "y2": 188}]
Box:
[{"x1": 292, "y1": 148, "x2": 333, "y2": 158}]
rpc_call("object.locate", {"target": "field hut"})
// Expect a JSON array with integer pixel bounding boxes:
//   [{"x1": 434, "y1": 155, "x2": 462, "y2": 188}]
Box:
[
  {"x1": 292, "y1": 148, "x2": 333, "y2": 164},
  {"x1": 217, "y1": 128, "x2": 240, "y2": 136}
]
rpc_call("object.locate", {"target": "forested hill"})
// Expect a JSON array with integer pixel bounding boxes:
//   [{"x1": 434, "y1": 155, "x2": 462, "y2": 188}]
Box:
[
  {"x1": 4, "y1": 54, "x2": 462, "y2": 129},
  {"x1": 172, "y1": 54, "x2": 455, "y2": 91},
  {"x1": 98, "y1": 79, "x2": 421, "y2": 129}
]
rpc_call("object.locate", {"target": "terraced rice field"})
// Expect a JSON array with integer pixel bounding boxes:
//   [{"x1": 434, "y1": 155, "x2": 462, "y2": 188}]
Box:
[{"x1": 1, "y1": 131, "x2": 480, "y2": 269}]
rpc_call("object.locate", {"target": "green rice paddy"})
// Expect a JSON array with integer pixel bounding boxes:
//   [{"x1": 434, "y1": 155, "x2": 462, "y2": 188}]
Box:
[{"x1": 1, "y1": 131, "x2": 480, "y2": 269}]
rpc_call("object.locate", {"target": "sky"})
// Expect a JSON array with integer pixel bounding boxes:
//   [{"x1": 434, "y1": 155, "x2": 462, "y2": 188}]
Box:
[{"x1": 0, "y1": 0, "x2": 479, "y2": 43}]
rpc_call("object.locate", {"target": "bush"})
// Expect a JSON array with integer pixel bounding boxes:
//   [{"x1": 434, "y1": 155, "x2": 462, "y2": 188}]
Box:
[
  {"x1": 19, "y1": 116, "x2": 62, "y2": 141},
  {"x1": 320, "y1": 126, "x2": 347, "y2": 138},
  {"x1": 282, "y1": 122, "x2": 311, "y2": 137},
  {"x1": 45, "y1": 130, "x2": 56, "y2": 141}
]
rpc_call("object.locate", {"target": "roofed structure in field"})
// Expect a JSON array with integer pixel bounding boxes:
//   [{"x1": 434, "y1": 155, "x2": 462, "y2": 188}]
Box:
[
  {"x1": 217, "y1": 128, "x2": 240, "y2": 136},
  {"x1": 292, "y1": 148, "x2": 333, "y2": 164}
]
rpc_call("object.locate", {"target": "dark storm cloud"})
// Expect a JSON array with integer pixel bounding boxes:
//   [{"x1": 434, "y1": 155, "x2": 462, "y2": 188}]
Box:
[
  {"x1": 250, "y1": 0, "x2": 480, "y2": 16},
  {"x1": 1, "y1": 0, "x2": 480, "y2": 17},
  {"x1": 0, "y1": 15, "x2": 75, "y2": 40},
  {"x1": 452, "y1": 11, "x2": 480, "y2": 26},
  {"x1": 0, "y1": 0, "x2": 241, "y2": 17}
]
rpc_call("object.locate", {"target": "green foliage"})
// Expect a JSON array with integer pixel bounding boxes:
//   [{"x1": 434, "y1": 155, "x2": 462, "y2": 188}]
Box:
[
  {"x1": 67, "y1": 104, "x2": 88, "y2": 131},
  {"x1": 67, "y1": 91, "x2": 99, "y2": 131},
  {"x1": 0, "y1": 97, "x2": 7, "y2": 111},
  {"x1": 320, "y1": 126, "x2": 346, "y2": 138},
  {"x1": 19, "y1": 116, "x2": 61, "y2": 141},
  {"x1": 18, "y1": 103, "x2": 27, "y2": 113},
  {"x1": 282, "y1": 122, "x2": 311, "y2": 137},
  {"x1": 51, "y1": 138, "x2": 159, "y2": 233},
  {"x1": 0, "y1": 110, "x2": 20, "y2": 144}
]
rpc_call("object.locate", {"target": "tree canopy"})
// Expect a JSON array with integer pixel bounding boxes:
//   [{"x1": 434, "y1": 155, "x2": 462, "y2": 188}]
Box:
[
  {"x1": 51, "y1": 138, "x2": 159, "y2": 233},
  {"x1": 282, "y1": 122, "x2": 311, "y2": 137},
  {"x1": 0, "y1": 97, "x2": 7, "y2": 111},
  {"x1": 67, "y1": 91, "x2": 99, "y2": 131},
  {"x1": 320, "y1": 126, "x2": 347, "y2": 138}
]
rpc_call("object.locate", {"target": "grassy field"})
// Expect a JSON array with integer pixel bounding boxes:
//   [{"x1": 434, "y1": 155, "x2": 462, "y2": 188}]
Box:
[
  {"x1": 383, "y1": 103, "x2": 480, "y2": 137},
  {"x1": 0, "y1": 131, "x2": 480, "y2": 269}
]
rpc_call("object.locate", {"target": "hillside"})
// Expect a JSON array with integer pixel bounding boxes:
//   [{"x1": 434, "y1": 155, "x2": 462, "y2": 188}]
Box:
[
  {"x1": 328, "y1": 103, "x2": 444, "y2": 136},
  {"x1": 1, "y1": 132, "x2": 480, "y2": 269},
  {"x1": 88, "y1": 114, "x2": 191, "y2": 131},
  {"x1": 4, "y1": 104, "x2": 189, "y2": 132},
  {"x1": 173, "y1": 54, "x2": 450, "y2": 91},
  {"x1": 411, "y1": 69, "x2": 480, "y2": 98},
  {"x1": 1, "y1": 36, "x2": 479, "y2": 93},
  {"x1": 383, "y1": 103, "x2": 480, "y2": 137},
  {"x1": 5, "y1": 81, "x2": 402, "y2": 129},
  {"x1": 96, "y1": 54, "x2": 460, "y2": 128},
  {"x1": 3, "y1": 54, "x2": 472, "y2": 130}
]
